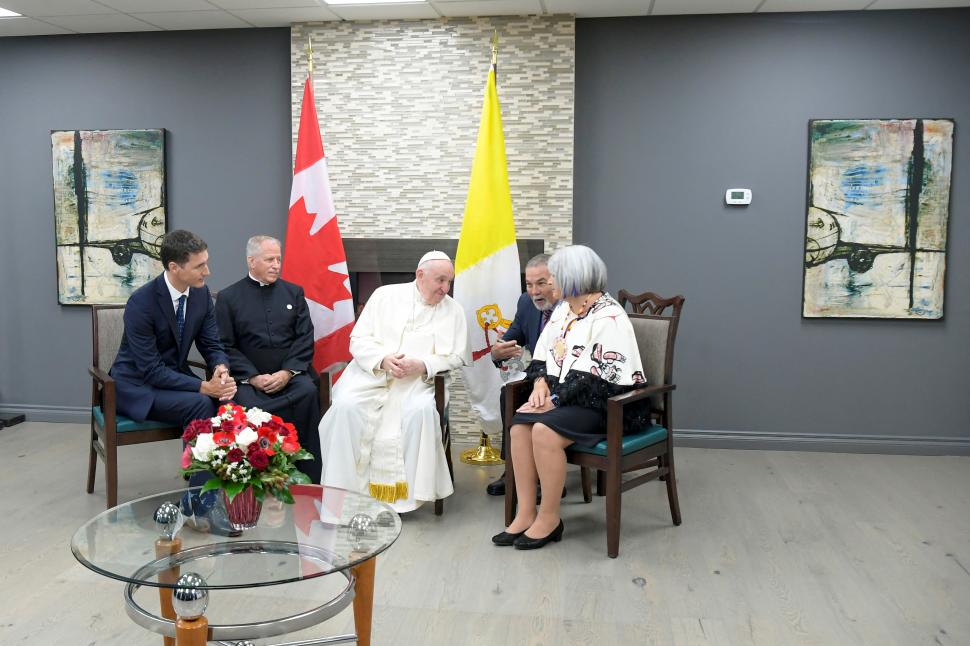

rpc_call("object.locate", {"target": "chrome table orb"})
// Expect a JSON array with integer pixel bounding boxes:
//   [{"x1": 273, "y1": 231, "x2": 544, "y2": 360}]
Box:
[
  {"x1": 348, "y1": 513, "x2": 376, "y2": 549},
  {"x1": 172, "y1": 572, "x2": 208, "y2": 619},
  {"x1": 153, "y1": 501, "x2": 184, "y2": 540}
]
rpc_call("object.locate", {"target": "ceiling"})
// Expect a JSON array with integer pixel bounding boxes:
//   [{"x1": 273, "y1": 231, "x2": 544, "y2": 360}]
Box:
[{"x1": 0, "y1": 0, "x2": 967, "y2": 37}]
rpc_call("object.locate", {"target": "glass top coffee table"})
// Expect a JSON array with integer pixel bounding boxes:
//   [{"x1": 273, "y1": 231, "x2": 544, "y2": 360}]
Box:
[{"x1": 71, "y1": 484, "x2": 401, "y2": 646}]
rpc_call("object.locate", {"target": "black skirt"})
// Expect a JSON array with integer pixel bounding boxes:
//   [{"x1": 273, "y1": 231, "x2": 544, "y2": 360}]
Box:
[{"x1": 510, "y1": 405, "x2": 605, "y2": 448}]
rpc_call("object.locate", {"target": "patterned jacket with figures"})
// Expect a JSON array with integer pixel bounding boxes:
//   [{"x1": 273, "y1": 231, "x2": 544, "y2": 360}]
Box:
[{"x1": 525, "y1": 293, "x2": 651, "y2": 435}]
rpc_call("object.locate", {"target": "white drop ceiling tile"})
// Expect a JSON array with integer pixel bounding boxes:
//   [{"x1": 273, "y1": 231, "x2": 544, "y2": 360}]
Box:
[
  {"x1": 96, "y1": 0, "x2": 216, "y2": 12},
  {"x1": 759, "y1": 0, "x2": 870, "y2": 12},
  {"x1": 0, "y1": 16, "x2": 75, "y2": 35},
  {"x1": 653, "y1": 0, "x2": 760, "y2": 15},
  {"x1": 132, "y1": 10, "x2": 251, "y2": 29},
  {"x1": 326, "y1": 3, "x2": 441, "y2": 20},
  {"x1": 542, "y1": 0, "x2": 652, "y2": 18},
  {"x1": 433, "y1": 0, "x2": 541, "y2": 16},
  {"x1": 42, "y1": 12, "x2": 161, "y2": 31},
  {"x1": 207, "y1": 0, "x2": 321, "y2": 9},
  {"x1": 232, "y1": 7, "x2": 341, "y2": 25},
  {"x1": 0, "y1": 0, "x2": 115, "y2": 17},
  {"x1": 869, "y1": 0, "x2": 970, "y2": 8}
]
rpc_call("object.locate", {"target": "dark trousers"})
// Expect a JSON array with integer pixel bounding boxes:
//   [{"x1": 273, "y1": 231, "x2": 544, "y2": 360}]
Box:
[
  {"x1": 147, "y1": 390, "x2": 219, "y2": 487},
  {"x1": 147, "y1": 389, "x2": 219, "y2": 429},
  {"x1": 232, "y1": 373, "x2": 322, "y2": 484}
]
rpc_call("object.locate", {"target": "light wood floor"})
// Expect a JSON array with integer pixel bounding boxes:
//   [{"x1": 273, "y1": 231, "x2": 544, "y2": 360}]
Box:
[{"x1": 0, "y1": 421, "x2": 967, "y2": 645}]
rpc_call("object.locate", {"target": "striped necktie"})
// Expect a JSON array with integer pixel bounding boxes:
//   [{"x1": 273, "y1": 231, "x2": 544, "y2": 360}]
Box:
[
  {"x1": 540, "y1": 309, "x2": 551, "y2": 331},
  {"x1": 176, "y1": 295, "x2": 186, "y2": 343}
]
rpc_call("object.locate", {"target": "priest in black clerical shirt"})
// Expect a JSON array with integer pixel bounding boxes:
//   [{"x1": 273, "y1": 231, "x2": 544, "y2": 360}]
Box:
[{"x1": 214, "y1": 235, "x2": 322, "y2": 483}]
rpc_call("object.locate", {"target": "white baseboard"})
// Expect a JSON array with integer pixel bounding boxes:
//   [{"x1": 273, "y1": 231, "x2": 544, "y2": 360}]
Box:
[{"x1": 673, "y1": 428, "x2": 970, "y2": 456}]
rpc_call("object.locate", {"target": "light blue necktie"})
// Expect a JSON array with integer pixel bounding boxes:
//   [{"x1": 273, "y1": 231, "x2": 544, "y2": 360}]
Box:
[{"x1": 176, "y1": 295, "x2": 186, "y2": 344}]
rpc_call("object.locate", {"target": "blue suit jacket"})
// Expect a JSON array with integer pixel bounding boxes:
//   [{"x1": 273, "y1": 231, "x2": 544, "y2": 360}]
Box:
[
  {"x1": 502, "y1": 292, "x2": 546, "y2": 355},
  {"x1": 110, "y1": 274, "x2": 229, "y2": 422}
]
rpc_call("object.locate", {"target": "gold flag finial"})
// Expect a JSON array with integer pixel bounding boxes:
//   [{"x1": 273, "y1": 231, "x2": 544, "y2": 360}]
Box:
[
  {"x1": 491, "y1": 29, "x2": 498, "y2": 65},
  {"x1": 306, "y1": 36, "x2": 314, "y2": 76}
]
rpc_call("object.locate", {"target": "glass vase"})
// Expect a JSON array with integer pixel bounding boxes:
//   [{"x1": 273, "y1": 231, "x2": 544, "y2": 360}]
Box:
[{"x1": 223, "y1": 486, "x2": 262, "y2": 531}]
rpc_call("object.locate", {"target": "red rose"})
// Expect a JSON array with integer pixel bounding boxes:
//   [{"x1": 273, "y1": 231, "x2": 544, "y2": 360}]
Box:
[
  {"x1": 281, "y1": 438, "x2": 301, "y2": 455},
  {"x1": 248, "y1": 449, "x2": 269, "y2": 470},
  {"x1": 182, "y1": 419, "x2": 211, "y2": 443},
  {"x1": 226, "y1": 448, "x2": 244, "y2": 463}
]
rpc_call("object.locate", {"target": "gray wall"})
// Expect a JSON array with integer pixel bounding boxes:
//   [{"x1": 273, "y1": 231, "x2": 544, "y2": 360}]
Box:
[
  {"x1": 574, "y1": 9, "x2": 969, "y2": 453},
  {"x1": 2, "y1": 13, "x2": 967, "y2": 454},
  {"x1": 0, "y1": 29, "x2": 292, "y2": 418}
]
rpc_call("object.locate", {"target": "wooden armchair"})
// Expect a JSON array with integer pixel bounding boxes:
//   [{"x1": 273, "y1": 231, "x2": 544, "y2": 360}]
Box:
[
  {"x1": 87, "y1": 305, "x2": 185, "y2": 509},
  {"x1": 503, "y1": 291, "x2": 685, "y2": 557},
  {"x1": 318, "y1": 372, "x2": 453, "y2": 516}
]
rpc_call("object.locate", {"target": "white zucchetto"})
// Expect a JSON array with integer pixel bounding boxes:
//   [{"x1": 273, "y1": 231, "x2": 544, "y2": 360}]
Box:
[{"x1": 416, "y1": 250, "x2": 452, "y2": 269}]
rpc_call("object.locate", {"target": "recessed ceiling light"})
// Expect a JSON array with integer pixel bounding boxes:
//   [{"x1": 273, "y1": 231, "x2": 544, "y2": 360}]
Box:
[
  {"x1": 0, "y1": 7, "x2": 24, "y2": 18},
  {"x1": 323, "y1": 0, "x2": 426, "y2": 5}
]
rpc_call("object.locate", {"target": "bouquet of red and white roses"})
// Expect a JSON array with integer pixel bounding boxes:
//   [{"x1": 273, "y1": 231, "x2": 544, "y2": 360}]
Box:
[{"x1": 180, "y1": 403, "x2": 313, "y2": 504}]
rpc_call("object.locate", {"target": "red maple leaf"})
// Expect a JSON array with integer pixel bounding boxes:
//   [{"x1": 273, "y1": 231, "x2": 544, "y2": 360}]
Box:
[{"x1": 282, "y1": 197, "x2": 353, "y2": 310}]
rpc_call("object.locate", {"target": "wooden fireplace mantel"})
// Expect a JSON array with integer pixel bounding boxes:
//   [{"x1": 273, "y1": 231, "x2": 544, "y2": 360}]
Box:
[{"x1": 342, "y1": 238, "x2": 545, "y2": 273}]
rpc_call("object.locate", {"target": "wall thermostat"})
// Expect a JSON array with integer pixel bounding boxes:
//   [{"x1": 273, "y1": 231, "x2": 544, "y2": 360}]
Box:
[{"x1": 725, "y1": 188, "x2": 752, "y2": 205}]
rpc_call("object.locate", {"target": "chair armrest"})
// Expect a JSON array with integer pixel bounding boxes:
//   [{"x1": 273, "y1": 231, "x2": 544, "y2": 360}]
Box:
[
  {"x1": 89, "y1": 365, "x2": 114, "y2": 386},
  {"x1": 607, "y1": 383, "x2": 675, "y2": 407},
  {"x1": 503, "y1": 378, "x2": 532, "y2": 426},
  {"x1": 318, "y1": 370, "x2": 334, "y2": 414},
  {"x1": 89, "y1": 366, "x2": 116, "y2": 413}
]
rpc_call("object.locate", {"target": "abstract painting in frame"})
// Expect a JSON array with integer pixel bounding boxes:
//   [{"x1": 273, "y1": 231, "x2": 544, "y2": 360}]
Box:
[
  {"x1": 803, "y1": 118, "x2": 953, "y2": 319},
  {"x1": 51, "y1": 129, "x2": 167, "y2": 305}
]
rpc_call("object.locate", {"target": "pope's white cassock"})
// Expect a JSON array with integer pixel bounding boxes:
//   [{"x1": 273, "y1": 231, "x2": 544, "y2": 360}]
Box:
[{"x1": 318, "y1": 278, "x2": 470, "y2": 512}]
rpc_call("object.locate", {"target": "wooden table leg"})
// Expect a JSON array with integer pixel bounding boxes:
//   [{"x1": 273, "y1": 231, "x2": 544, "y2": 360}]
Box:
[
  {"x1": 155, "y1": 537, "x2": 182, "y2": 646},
  {"x1": 350, "y1": 557, "x2": 377, "y2": 646},
  {"x1": 175, "y1": 616, "x2": 208, "y2": 646}
]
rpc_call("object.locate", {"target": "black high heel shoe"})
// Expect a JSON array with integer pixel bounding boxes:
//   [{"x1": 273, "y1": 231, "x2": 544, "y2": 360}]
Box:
[
  {"x1": 491, "y1": 529, "x2": 526, "y2": 546},
  {"x1": 513, "y1": 520, "x2": 564, "y2": 550}
]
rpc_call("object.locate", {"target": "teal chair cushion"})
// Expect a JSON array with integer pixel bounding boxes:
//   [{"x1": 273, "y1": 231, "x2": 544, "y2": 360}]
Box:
[
  {"x1": 570, "y1": 424, "x2": 668, "y2": 457},
  {"x1": 92, "y1": 406, "x2": 177, "y2": 434}
]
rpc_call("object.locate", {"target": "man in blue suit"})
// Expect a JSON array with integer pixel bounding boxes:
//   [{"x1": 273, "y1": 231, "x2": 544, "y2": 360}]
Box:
[
  {"x1": 487, "y1": 253, "x2": 558, "y2": 496},
  {"x1": 110, "y1": 229, "x2": 236, "y2": 430}
]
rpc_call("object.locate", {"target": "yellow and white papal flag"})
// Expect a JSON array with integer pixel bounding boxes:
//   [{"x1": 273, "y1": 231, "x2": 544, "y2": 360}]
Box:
[{"x1": 454, "y1": 63, "x2": 521, "y2": 435}]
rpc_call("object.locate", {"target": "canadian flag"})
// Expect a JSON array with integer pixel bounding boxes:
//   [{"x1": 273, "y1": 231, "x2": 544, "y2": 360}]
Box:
[{"x1": 282, "y1": 77, "x2": 355, "y2": 374}]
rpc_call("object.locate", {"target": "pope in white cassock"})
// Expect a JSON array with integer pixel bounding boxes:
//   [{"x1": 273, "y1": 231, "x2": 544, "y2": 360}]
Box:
[{"x1": 317, "y1": 251, "x2": 471, "y2": 512}]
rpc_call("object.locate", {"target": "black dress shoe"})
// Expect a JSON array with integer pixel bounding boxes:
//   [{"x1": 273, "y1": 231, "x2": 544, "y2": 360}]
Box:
[
  {"x1": 491, "y1": 529, "x2": 525, "y2": 546},
  {"x1": 486, "y1": 473, "x2": 506, "y2": 496},
  {"x1": 513, "y1": 520, "x2": 564, "y2": 550}
]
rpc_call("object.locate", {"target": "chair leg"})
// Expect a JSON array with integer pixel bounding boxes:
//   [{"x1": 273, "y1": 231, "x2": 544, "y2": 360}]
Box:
[
  {"x1": 106, "y1": 440, "x2": 118, "y2": 510},
  {"x1": 86, "y1": 423, "x2": 98, "y2": 494},
  {"x1": 504, "y1": 447, "x2": 517, "y2": 527},
  {"x1": 580, "y1": 467, "x2": 592, "y2": 503},
  {"x1": 665, "y1": 451, "x2": 682, "y2": 526},
  {"x1": 596, "y1": 469, "x2": 606, "y2": 497},
  {"x1": 434, "y1": 421, "x2": 451, "y2": 517},
  {"x1": 605, "y1": 464, "x2": 621, "y2": 559}
]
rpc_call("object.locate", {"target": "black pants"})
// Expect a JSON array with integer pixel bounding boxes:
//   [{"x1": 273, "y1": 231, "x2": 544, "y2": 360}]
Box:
[{"x1": 232, "y1": 373, "x2": 322, "y2": 483}]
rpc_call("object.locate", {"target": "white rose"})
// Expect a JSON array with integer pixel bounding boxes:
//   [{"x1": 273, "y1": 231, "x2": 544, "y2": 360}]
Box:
[
  {"x1": 245, "y1": 407, "x2": 272, "y2": 427},
  {"x1": 191, "y1": 433, "x2": 217, "y2": 462},
  {"x1": 210, "y1": 416, "x2": 222, "y2": 428},
  {"x1": 235, "y1": 427, "x2": 259, "y2": 448}
]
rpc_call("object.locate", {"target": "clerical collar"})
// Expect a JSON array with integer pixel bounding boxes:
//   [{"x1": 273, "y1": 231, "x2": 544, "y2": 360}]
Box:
[{"x1": 248, "y1": 273, "x2": 272, "y2": 287}]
